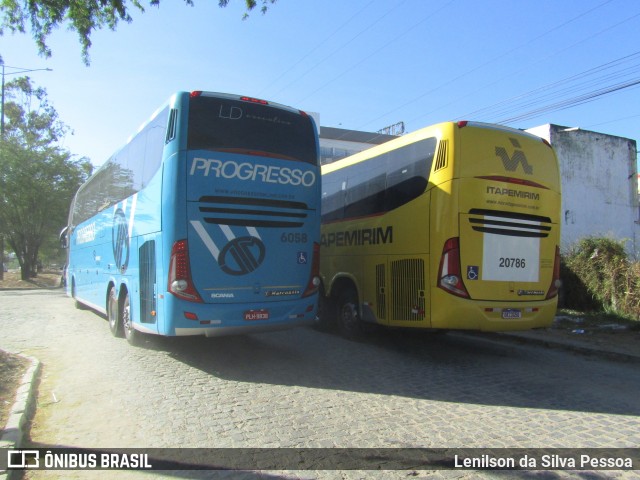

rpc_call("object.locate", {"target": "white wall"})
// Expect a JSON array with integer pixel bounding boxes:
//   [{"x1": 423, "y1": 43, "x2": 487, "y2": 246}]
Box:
[{"x1": 527, "y1": 124, "x2": 639, "y2": 257}]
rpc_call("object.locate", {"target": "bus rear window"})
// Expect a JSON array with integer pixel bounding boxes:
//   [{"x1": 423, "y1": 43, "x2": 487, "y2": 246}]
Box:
[{"x1": 187, "y1": 96, "x2": 317, "y2": 165}]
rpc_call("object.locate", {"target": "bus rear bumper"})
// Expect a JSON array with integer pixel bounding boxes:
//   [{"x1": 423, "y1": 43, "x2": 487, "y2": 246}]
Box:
[
  {"x1": 166, "y1": 295, "x2": 319, "y2": 337},
  {"x1": 430, "y1": 289, "x2": 558, "y2": 332},
  {"x1": 175, "y1": 317, "x2": 315, "y2": 337}
]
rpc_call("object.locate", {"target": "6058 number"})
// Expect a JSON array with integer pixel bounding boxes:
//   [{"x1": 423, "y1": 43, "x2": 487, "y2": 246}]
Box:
[{"x1": 281, "y1": 233, "x2": 308, "y2": 243}]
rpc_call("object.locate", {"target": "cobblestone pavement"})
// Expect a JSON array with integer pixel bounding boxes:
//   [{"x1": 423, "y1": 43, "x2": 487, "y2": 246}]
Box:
[{"x1": 1, "y1": 290, "x2": 639, "y2": 479}]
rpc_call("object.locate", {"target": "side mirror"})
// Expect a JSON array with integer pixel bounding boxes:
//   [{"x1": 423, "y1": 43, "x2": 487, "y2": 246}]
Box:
[{"x1": 59, "y1": 226, "x2": 69, "y2": 249}]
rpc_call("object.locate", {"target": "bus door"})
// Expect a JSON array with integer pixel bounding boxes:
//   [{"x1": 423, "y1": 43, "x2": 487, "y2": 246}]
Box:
[{"x1": 456, "y1": 126, "x2": 560, "y2": 305}]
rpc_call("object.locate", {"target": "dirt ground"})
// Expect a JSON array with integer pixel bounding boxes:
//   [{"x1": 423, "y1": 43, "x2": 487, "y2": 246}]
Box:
[
  {"x1": 0, "y1": 270, "x2": 62, "y2": 290},
  {"x1": 538, "y1": 312, "x2": 640, "y2": 358},
  {"x1": 0, "y1": 350, "x2": 29, "y2": 428}
]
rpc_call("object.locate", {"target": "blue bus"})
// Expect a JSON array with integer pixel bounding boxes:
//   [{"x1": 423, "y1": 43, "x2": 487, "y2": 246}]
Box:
[{"x1": 61, "y1": 91, "x2": 321, "y2": 344}]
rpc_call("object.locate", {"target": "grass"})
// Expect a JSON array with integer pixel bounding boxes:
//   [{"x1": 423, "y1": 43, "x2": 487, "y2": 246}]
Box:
[{"x1": 561, "y1": 237, "x2": 640, "y2": 322}]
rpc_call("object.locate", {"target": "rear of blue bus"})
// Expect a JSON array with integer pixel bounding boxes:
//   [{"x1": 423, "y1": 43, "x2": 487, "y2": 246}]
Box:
[{"x1": 162, "y1": 92, "x2": 320, "y2": 336}]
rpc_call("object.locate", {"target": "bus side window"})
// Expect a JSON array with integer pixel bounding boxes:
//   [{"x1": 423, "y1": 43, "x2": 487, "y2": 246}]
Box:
[
  {"x1": 321, "y1": 172, "x2": 345, "y2": 222},
  {"x1": 384, "y1": 138, "x2": 435, "y2": 211}
]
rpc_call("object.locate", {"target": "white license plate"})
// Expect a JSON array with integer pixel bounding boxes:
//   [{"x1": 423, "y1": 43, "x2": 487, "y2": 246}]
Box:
[
  {"x1": 502, "y1": 309, "x2": 522, "y2": 319},
  {"x1": 244, "y1": 309, "x2": 269, "y2": 321}
]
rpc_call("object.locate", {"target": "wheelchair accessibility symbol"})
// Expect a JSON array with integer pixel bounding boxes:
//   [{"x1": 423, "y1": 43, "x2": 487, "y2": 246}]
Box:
[{"x1": 467, "y1": 266, "x2": 479, "y2": 280}]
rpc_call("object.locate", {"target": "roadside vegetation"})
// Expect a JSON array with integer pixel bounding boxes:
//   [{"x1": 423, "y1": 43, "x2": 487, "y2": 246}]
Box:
[{"x1": 561, "y1": 236, "x2": 640, "y2": 327}]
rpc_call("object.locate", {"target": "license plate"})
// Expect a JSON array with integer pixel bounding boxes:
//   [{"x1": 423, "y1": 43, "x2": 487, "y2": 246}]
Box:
[
  {"x1": 244, "y1": 309, "x2": 269, "y2": 321},
  {"x1": 502, "y1": 309, "x2": 522, "y2": 319}
]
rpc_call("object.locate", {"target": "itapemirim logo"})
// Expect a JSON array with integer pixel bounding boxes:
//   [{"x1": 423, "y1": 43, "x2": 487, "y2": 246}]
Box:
[{"x1": 495, "y1": 138, "x2": 533, "y2": 175}]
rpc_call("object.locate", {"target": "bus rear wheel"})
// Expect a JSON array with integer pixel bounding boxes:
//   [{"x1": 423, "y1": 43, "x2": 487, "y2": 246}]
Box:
[
  {"x1": 336, "y1": 290, "x2": 362, "y2": 339},
  {"x1": 314, "y1": 290, "x2": 335, "y2": 331},
  {"x1": 121, "y1": 292, "x2": 139, "y2": 346},
  {"x1": 107, "y1": 286, "x2": 122, "y2": 337}
]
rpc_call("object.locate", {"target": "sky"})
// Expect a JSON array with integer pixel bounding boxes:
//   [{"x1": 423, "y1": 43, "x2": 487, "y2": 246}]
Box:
[{"x1": 2, "y1": 0, "x2": 640, "y2": 168}]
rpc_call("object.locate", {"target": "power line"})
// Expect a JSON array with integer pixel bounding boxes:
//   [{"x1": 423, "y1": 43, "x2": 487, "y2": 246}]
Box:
[
  {"x1": 355, "y1": 0, "x2": 618, "y2": 131},
  {"x1": 270, "y1": 0, "x2": 409, "y2": 98},
  {"x1": 447, "y1": 49, "x2": 640, "y2": 124},
  {"x1": 257, "y1": 0, "x2": 376, "y2": 97},
  {"x1": 497, "y1": 77, "x2": 640, "y2": 124},
  {"x1": 294, "y1": 0, "x2": 455, "y2": 105},
  {"x1": 448, "y1": 13, "x2": 640, "y2": 121},
  {"x1": 585, "y1": 112, "x2": 640, "y2": 130}
]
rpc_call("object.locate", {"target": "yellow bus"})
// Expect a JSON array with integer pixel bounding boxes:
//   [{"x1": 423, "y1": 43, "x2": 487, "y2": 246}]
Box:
[{"x1": 319, "y1": 121, "x2": 561, "y2": 336}]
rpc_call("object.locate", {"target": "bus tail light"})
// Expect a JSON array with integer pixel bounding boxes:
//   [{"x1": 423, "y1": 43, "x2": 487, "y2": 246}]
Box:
[
  {"x1": 302, "y1": 242, "x2": 321, "y2": 298},
  {"x1": 438, "y1": 237, "x2": 470, "y2": 298},
  {"x1": 546, "y1": 245, "x2": 562, "y2": 299},
  {"x1": 168, "y1": 239, "x2": 203, "y2": 303},
  {"x1": 240, "y1": 96, "x2": 268, "y2": 105}
]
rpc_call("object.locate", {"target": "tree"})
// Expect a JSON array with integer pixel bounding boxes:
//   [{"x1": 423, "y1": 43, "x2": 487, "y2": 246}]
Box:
[
  {"x1": 0, "y1": 77, "x2": 92, "y2": 280},
  {"x1": 0, "y1": 0, "x2": 277, "y2": 65}
]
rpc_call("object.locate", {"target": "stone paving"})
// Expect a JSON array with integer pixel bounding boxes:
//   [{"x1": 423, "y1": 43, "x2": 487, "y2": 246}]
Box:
[{"x1": 1, "y1": 290, "x2": 639, "y2": 479}]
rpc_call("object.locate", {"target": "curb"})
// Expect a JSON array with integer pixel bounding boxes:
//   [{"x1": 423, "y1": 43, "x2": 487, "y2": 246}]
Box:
[
  {"x1": 0, "y1": 350, "x2": 41, "y2": 480},
  {"x1": 462, "y1": 331, "x2": 640, "y2": 364}
]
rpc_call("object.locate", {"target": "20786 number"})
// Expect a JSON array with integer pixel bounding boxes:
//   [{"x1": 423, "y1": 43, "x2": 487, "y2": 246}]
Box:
[{"x1": 499, "y1": 257, "x2": 526, "y2": 268}]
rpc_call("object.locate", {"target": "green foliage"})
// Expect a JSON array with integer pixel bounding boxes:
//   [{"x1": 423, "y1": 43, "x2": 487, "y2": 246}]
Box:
[
  {"x1": 0, "y1": 0, "x2": 277, "y2": 64},
  {"x1": 0, "y1": 77, "x2": 91, "y2": 279},
  {"x1": 561, "y1": 237, "x2": 640, "y2": 320},
  {"x1": 2, "y1": 76, "x2": 68, "y2": 145}
]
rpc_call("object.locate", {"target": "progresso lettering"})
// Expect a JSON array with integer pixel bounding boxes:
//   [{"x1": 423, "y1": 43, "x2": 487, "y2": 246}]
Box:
[
  {"x1": 321, "y1": 226, "x2": 393, "y2": 247},
  {"x1": 75, "y1": 222, "x2": 97, "y2": 245},
  {"x1": 190, "y1": 157, "x2": 316, "y2": 187}
]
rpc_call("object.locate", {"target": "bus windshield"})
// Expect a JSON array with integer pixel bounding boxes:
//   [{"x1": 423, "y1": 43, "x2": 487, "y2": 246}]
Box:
[{"x1": 187, "y1": 95, "x2": 317, "y2": 164}]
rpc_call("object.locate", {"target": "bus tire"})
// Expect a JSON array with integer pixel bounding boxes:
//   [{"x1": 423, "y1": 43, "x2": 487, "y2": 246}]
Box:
[
  {"x1": 314, "y1": 290, "x2": 335, "y2": 331},
  {"x1": 107, "y1": 286, "x2": 122, "y2": 337},
  {"x1": 336, "y1": 289, "x2": 362, "y2": 339},
  {"x1": 121, "y1": 292, "x2": 139, "y2": 346}
]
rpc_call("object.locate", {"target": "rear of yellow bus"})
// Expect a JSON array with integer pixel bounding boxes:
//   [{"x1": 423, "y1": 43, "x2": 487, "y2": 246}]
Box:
[{"x1": 430, "y1": 121, "x2": 561, "y2": 331}]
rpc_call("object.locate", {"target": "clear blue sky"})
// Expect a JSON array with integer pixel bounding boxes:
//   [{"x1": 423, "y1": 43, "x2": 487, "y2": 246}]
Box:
[{"x1": 2, "y1": 0, "x2": 640, "y2": 167}]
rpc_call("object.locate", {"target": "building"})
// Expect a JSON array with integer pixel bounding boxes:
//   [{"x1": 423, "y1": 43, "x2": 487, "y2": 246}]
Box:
[
  {"x1": 526, "y1": 124, "x2": 639, "y2": 256},
  {"x1": 319, "y1": 126, "x2": 396, "y2": 165}
]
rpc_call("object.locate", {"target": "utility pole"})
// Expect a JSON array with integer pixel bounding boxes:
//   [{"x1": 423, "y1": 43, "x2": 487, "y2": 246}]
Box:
[{"x1": 0, "y1": 60, "x2": 52, "y2": 280}]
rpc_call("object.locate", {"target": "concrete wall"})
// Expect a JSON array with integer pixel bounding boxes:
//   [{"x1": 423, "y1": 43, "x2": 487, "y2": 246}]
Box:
[{"x1": 527, "y1": 124, "x2": 639, "y2": 257}]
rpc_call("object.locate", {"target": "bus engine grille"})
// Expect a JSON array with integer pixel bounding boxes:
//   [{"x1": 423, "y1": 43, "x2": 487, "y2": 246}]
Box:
[{"x1": 390, "y1": 259, "x2": 425, "y2": 322}]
